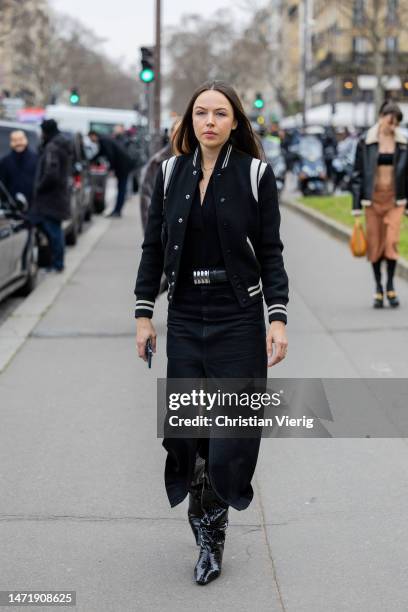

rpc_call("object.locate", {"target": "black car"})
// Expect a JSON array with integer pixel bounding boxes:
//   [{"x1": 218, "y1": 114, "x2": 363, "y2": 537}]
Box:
[{"x1": 0, "y1": 181, "x2": 38, "y2": 302}]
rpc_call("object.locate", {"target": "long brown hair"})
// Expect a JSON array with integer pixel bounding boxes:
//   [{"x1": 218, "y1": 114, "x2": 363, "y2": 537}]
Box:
[{"x1": 174, "y1": 80, "x2": 262, "y2": 159}]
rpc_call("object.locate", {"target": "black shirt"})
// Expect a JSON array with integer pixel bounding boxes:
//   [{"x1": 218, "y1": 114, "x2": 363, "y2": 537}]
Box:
[
  {"x1": 172, "y1": 168, "x2": 249, "y2": 316},
  {"x1": 377, "y1": 152, "x2": 394, "y2": 166},
  {"x1": 177, "y1": 169, "x2": 225, "y2": 283}
]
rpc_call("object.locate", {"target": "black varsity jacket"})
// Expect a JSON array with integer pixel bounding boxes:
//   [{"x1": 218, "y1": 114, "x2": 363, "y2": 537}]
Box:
[{"x1": 134, "y1": 140, "x2": 289, "y2": 324}]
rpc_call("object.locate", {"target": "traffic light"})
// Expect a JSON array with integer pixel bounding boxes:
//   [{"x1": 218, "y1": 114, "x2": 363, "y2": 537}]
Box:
[
  {"x1": 140, "y1": 47, "x2": 155, "y2": 83},
  {"x1": 342, "y1": 78, "x2": 354, "y2": 97},
  {"x1": 253, "y1": 92, "x2": 264, "y2": 110},
  {"x1": 403, "y1": 79, "x2": 408, "y2": 97},
  {"x1": 70, "y1": 88, "x2": 80, "y2": 105}
]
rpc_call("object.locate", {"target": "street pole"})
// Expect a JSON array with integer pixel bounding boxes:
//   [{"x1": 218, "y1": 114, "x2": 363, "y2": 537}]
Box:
[
  {"x1": 153, "y1": 0, "x2": 161, "y2": 153},
  {"x1": 301, "y1": 0, "x2": 310, "y2": 127}
]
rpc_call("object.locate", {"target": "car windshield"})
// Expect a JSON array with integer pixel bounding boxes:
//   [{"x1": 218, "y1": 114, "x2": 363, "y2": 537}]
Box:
[{"x1": 298, "y1": 136, "x2": 323, "y2": 161}]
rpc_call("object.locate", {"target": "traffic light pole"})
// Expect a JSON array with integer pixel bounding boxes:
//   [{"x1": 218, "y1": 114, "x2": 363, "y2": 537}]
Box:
[{"x1": 153, "y1": 0, "x2": 161, "y2": 153}]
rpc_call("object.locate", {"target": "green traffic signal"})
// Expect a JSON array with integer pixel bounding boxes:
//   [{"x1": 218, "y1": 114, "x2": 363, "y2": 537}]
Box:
[
  {"x1": 140, "y1": 68, "x2": 155, "y2": 83},
  {"x1": 70, "y1": 90, "x2": 80, "y2": 105},
  {"x1": 254, "y1": 97, "x2": 264, "y2": 109}
]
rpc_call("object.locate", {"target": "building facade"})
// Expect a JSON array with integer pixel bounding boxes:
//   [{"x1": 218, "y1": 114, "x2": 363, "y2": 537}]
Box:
[{"x1": 0, "y1": 0, "x2": 50, "y2": 106}]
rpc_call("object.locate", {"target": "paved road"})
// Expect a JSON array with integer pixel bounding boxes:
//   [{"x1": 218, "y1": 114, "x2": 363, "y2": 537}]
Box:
[{"x1": 1, "y1": 188, "x2": 408, "y2": 611}]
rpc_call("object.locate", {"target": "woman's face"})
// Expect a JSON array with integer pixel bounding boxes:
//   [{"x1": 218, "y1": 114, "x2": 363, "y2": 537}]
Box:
[
  {"x1": 379, "y1": 113, "x2": 399, "y2": 134},
  {"x1": 192, "y1": 90, "x2": 238, "y2": 150}
]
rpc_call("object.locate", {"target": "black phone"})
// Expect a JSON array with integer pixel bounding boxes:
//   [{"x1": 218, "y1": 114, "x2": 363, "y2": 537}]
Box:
[{"x1": 145, "y1": 338, "x2": 153, "y2": 369}]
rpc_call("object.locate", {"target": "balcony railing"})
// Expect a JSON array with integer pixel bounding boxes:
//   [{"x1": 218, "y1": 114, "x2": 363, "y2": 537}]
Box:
[{"x1": 311, "y1": 51, "x2": 408, "y2": 77}]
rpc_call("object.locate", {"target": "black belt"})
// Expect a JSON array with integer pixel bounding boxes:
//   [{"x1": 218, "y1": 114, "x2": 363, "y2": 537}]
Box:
[{"x1": 192, "y1": 268, "x2": 228, "y2": 285}]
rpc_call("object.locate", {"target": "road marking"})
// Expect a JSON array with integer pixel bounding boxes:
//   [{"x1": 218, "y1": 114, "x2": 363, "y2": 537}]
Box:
[{"x1": 0, "y1": 217, "x2": 111, "y2": 374}]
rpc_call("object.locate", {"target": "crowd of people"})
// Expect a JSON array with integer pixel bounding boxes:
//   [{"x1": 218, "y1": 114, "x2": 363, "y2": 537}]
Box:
[{"x1": 0, "y1": 120, "x2": 144, "y2": 271}]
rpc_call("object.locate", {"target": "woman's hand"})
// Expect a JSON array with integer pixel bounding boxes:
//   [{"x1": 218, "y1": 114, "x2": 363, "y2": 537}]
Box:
[
  {"x1": 266, "y1": 321, "x2": 288, "y2": 367},
  {"x1": 136, "y1": 318, "x2": 157, "y2": 362}
]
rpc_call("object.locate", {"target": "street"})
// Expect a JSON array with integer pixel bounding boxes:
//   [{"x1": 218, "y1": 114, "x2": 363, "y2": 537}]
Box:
[{"x1": 1, "y1": 186, "x2": 408, "y2": 611}]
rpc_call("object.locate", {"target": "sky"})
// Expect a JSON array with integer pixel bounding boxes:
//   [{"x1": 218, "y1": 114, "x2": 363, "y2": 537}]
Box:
[{"x1": 50, "y1": 0, "x2": 251, "y2": 67}]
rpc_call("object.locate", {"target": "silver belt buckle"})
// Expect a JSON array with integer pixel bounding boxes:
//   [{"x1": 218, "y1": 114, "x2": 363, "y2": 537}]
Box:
[{"x1": 193, "y1": 269, "x2": 210, "y2": 285}]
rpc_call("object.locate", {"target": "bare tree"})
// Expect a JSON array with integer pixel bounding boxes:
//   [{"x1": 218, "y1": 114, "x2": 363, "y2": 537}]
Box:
[
  {"x1": 164, "y1": 6, "x2": 277, "y2": 114},
  {"x1": 1, "y1": 2, "x2": 142, "y2": 108}
]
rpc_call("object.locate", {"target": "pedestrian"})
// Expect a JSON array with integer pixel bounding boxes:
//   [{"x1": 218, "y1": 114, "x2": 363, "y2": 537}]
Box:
[
  {"x1": 351, "y1": 101, "x2": 408, "y2": 308},
  {"x1": 112, "y1": 123, "x2": 128, "y2": 149},
  {"x1": 88, "y1": 130, "x2": 134, "y2": 218},
  {"x1": 134, "y1": 80, "x2": 289, "y2": 585},
  {"x1": 322, "y1": 126, "x2": 337, "y2": 181},
  {"x1": 139, "y1": 118, "x2": 181, "y2": 295},
  {"x1": 0, "y1": 130, "x2": 38, "y2": 206},
  {"x1": 139, "y1": 118, "x2": 181, "y2": 232},
  {"x1": 31, "y1": 119, "x2": 72, "y2": 273}
]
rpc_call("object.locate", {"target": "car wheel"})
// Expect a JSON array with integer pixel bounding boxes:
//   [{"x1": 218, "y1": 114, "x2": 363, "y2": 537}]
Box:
[
  {"x1": 84, "y1": 205, "x2": 92, "y2": 222},
  {"x1": 16, "y1": 240, "x2": 39, "y2": 297},
  {"x1": 93, "y1": 197, "x2": 105, "y2": 214},
  {"x1": 65, "y1": 218, "x2": 78, "y2": 246}
]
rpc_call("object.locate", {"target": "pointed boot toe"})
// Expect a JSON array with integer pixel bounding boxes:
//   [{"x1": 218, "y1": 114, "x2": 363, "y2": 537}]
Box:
[
  {"x1": 193, "y1": 474, "x2": 229, "y2": 585},
  {"x1": 200, "y1": 548, "x2": 223, "y2": 584},
  {"x1": 194, "y1": 548, "x2": 210, "y2": 584}
]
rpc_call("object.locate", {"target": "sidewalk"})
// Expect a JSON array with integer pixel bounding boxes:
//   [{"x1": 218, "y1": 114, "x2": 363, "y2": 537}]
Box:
[{"x1": 1, "y1": 196, "x2": 408, "y2": 611}]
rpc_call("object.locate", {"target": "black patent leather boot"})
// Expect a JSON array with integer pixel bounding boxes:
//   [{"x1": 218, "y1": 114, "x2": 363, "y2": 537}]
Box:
[
  {"x1": 188, "y1": 455, "x2": 205, "y2": 545},
  {"x1": 188, "y1": 485, "x2": 203, "y2": 546},
  {"x1": 194, "y1": 475, "x2": 229, "y2": 586}
]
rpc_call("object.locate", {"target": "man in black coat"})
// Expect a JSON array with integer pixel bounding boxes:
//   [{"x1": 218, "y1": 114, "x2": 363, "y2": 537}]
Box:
[
  {"x1": 88, "y1": 130, "x2": 135, "y2": 218},
  {"x1": 0, "y1": 130, "x2": 38, "y2": 206},
  {"x1": 31, "y1": 119, "x2": 73, "y2": 272}
]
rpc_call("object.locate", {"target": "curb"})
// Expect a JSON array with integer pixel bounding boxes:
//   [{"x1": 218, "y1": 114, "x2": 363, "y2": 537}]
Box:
[
  {"x1": 0, "y1": 216, "x2": 111, "y2": 374},
  {"x1": 282, "y1": 196, "x2": 408, "y2": 283}
]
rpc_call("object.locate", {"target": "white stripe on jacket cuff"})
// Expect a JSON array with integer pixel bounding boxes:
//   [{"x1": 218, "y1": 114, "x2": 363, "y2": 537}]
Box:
[
  {"x1": 267, "y1": 304, "x2": 287, "y2": 312},
  {"x1": 136, "y1": 299, "x2": 155, "y2": 307},
  {"x1": 135, "y1": 305, "x2": 154, "y2": 312}
]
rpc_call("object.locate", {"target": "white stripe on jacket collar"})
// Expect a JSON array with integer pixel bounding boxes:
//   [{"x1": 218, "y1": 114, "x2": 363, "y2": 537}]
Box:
[
  {"x1": 365, "y1": 123, "x2": 408, "y2": 145},
  {"x1": 193, "y1": 144, "x2": 233, "y2": 168}
]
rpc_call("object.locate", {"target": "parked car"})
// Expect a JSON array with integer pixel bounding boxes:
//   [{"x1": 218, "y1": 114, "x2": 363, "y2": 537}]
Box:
[
  {"x1": 0, "y1": 181, "x2": 38, "y2": 302},
  {"x1": 61, "y1": 131, "x2": 94, "y2": 245},
  {"x1": 89, "y1": 157, "x2": 109, "y2": 214},
  {"x1": 82, "y1": 137, "x2": 109, "y2": 214}
]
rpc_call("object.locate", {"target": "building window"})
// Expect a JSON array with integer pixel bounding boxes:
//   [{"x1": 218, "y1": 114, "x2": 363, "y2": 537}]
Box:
[
  {"x1": 385, "y1": 36, "x2": 398, "y2": 53},
  {"x1": 387, "y1": 0, "x2": 398, "y2": 23},
  {"x1": 288, "y1": 4, "x2": 298, "y2": 19},
  {"x1": 353, "y1": 36, "x2": 369, "y2": 54},
  {"x1": 353, "y1": 0, "x2": 366, "y2": 25}
]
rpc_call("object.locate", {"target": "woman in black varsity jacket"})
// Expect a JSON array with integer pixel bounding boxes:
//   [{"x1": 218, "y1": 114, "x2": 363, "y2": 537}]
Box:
[{"x1": 134, "y1": 81, "x2": 289, "y2": 585}]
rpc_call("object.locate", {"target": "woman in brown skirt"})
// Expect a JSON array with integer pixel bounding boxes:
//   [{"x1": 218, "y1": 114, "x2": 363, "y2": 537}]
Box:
[{"x1": 351, "y1": 101, "x2": 408, "y2": 308}]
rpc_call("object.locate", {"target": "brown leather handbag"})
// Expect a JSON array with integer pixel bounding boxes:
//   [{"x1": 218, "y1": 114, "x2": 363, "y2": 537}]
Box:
[{"x1": 349, "y1": 219, "x2": 367, "y2": 257}]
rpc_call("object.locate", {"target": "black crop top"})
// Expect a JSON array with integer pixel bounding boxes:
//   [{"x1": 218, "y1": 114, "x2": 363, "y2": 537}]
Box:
[{"x1": 377, "y1": 152, "x2": 394, "y2": 165}]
